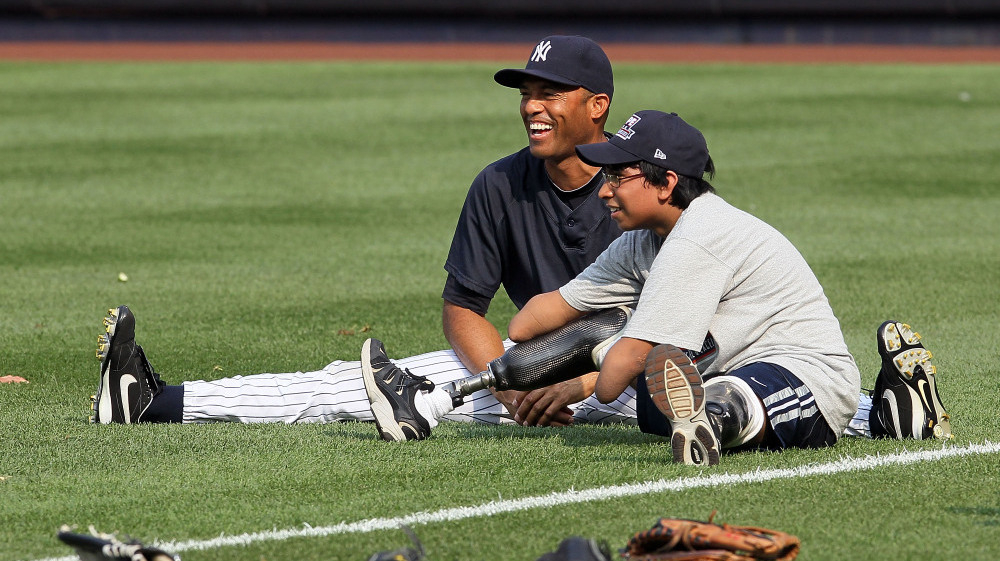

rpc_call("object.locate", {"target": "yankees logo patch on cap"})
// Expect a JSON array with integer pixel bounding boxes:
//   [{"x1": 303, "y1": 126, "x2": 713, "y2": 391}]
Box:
[{"x1": 531, "y1": 40, "x2": 553, "y2": 62}]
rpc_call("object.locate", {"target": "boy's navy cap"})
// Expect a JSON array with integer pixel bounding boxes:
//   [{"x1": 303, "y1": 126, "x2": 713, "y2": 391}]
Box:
[
  {"x1": 494, "y1": 36, "x2": 614, "y2": 99},
  {"x1": 576, "y1": 110, "x2": 709, "y2": 177}
]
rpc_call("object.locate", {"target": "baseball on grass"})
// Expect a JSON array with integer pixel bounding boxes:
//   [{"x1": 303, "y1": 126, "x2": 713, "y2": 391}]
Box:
[{"x1": 118, "y1": 272, "x2": 129, "y2": 282}]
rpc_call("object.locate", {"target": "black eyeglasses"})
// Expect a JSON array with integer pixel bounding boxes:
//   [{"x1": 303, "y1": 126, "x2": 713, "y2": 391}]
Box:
[{"x1": 603, "y1": 171, "x2": 645, "y2": 190}]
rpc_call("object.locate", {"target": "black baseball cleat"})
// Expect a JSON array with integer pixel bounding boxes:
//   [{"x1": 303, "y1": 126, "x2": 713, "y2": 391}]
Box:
[
  {"x1": 645, "y1": 343, "x2": 720, "y2": 466},
  {"x1": 361, "y1": 338, "x2": 435, "y2": 442},
  {"x1": 870, "y1": 320, "x2": 952, "y2": 440},
  {"x1": 92, "y1": 306, "x2": 164, "y2": 424},
  {"x1": 58, "y1": 526, "x2": 179, "y2": 561}
]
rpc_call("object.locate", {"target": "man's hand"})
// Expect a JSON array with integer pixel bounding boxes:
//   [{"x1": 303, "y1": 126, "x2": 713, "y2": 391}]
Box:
[
  {"x1": 513, "y1": 385, "x2": 576, "y2": 426},
  {"x1": 493, "y1": 387, "x2": 574, "y2": 426},
  {"x1": 491, "y1": 388, "x2": 526, "y2": 418},
  {"x1": 505, "y1": 372, "x2": 599, "y2": 427}
]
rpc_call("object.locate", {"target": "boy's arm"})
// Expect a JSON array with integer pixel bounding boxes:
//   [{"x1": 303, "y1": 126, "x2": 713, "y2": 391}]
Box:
[
  {"x1": 595, "y1": 336, "x2": 654, "y2": 404},
  {"x1": 507, "y1": 290, "x2": 586, "y2": 342}
]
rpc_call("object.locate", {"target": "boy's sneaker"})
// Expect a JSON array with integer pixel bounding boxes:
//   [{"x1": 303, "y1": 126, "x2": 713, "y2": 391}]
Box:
[
  {"x1": 871, "y1": 320, "x2": 952, "y2": 440},
  {"x1": 645, "y1": 343, "x2": 720, "y2": 466},
  {"x1": 361, "y1": 338, "x2": 435, "y2": 441},
  {"x1": 92, "y1": 306, "x2": 164, "y2": 424}
]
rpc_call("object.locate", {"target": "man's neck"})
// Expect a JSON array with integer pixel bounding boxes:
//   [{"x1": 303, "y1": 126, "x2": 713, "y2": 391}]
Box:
[{"x1": 544, "y1": 157, "x2": 601, "y2": 192}]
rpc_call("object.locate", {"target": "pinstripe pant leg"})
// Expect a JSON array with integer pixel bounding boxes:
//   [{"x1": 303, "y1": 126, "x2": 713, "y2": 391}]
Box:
[
  {"x1": 180, "y1": 346, "x2": 496, "y2": 424},
  {"x1": 182, "y1": 340, "x2": 639, "y2": 426},
  {"x1": 182, "y1": 361, "x2": 372, "y2": 424}
]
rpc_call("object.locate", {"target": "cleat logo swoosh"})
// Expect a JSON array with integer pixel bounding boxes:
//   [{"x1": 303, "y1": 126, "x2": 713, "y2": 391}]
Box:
[
  {"x1": 916, "y1": 380, "x2": 933, "y2": 410},
  {"x1": 120, "y1": 374, "x2": 138, "y2": 422}
]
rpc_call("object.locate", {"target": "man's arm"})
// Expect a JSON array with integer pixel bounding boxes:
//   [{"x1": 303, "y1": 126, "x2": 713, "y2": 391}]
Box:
[
  {"x1": 442, "y1": 300, "x2": 505, "y2": 375},
  {"x1": 443, "y1": 299, "x2": 581, "y2": 426},
  {"x1": 443, "y1": 300, "x2": 544, "y2": 421}
]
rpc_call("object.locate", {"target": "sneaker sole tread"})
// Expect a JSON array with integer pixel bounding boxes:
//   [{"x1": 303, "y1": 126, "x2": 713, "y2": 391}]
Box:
[
  {"x1": 646, "y1": 344, "x2": 720, "y2": 466},
  {"x1": 93, "y1": 307, "x2": 121, "y2": 424},
  {"x1": 360, "y1": 339, "x2": 408, "y2": 442}
]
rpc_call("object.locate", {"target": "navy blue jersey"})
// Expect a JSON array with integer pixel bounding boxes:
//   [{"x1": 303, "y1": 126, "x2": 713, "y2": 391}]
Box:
[{"x1": 443, "y1": 146, "x2": 623, "y2": 313}]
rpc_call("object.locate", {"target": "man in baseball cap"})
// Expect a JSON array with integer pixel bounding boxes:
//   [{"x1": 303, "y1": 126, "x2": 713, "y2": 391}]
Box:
[
  {"x1": 90, "y1": 35, "x2": 630, "y2": 433},
  {"x1": 505, "y1": 110, "x2": 863, "y2": 465},
  {"x1": 353, "y1": 35, "x2": 634, "y2": 439},
  {"x1": 576, "y1": 110, "x2": 715, "y2": 234}
]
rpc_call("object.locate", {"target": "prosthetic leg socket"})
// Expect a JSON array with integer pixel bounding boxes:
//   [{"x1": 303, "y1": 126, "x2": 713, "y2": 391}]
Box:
[{"x1": 703, "y1": 376, "x2": 765, "y2": 449}]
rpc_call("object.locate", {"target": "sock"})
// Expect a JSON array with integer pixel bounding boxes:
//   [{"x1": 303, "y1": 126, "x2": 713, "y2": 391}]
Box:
[
  {"x1": 414, "y1": 387, "x2": 455, "y2": 429},
  {"x1": 592, "y1": 335, "x2": 622, "y2": 368},
  {"x1": 844, "y1": 393, "x2": 873, "y2": 438},
  {"x1": 142, "y1": 384, "x2": 184, "y2": 423}
]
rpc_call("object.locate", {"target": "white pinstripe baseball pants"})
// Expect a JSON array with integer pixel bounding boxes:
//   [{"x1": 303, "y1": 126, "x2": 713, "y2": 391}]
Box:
[{"x1": 182, "y1": 340, "x2": 638, "y2": 426}]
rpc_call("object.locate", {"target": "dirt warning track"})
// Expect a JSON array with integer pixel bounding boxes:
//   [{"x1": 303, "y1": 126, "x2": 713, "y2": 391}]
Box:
[{"x1": 2, "y1": 41, "x2": 1000, "y2": 63}]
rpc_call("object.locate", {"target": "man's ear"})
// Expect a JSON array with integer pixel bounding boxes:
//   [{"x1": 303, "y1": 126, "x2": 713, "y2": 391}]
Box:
[
  {"x1": 589, "y1": 93, "x2": 611, "y2": 121},
  {"x1": 658, "y1": 171, "x2": 680, "y2": 203}
]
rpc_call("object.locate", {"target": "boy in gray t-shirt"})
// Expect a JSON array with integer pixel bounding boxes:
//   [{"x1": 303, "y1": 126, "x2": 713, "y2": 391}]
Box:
[
  {"x1": 508, "y1": 110, "x2": 861, "y2": 465},
  {"x1": 357, "y1": 110, "x2": 952, "y2": 461}
]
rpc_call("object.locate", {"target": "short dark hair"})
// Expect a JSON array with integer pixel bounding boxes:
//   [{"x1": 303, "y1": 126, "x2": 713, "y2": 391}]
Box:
[{"x1": 604, "y1": 158, "x2": 716, "y2": 210}]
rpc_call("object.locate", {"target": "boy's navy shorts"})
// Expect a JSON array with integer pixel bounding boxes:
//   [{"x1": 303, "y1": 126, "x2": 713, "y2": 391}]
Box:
[{"x1": 636, "y1": 361, "x2": 837, "y2": 450}]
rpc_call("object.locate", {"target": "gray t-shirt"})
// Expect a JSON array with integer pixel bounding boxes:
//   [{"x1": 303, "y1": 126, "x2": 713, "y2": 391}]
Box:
[{"x1": 559, "y1": 192, "x2": 860, "y2": 435}]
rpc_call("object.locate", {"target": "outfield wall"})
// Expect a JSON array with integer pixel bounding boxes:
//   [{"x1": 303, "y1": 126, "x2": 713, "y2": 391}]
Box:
[
  {"x1": 2, "y1": 0, "x2": 1000, "y2": 45},
  {"x1": 2, "y1": 0, "x2": 1000, "y2": 17}
]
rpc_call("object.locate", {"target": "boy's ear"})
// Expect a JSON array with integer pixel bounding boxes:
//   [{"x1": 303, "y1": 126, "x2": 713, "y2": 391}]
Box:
[{"x1": 658, "y1": 171, "x2": 679, "y2": 203}]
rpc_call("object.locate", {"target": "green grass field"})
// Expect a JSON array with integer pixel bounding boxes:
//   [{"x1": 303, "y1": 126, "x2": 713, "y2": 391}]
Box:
[{"x1": 1, "y1": 59, "x2": 999, "y2": 561}]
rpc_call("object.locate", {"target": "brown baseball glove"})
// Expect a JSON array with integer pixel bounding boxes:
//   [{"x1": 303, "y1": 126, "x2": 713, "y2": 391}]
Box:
[{"x1": 621, "y1": 512, "x2": 800, "y2": 561}]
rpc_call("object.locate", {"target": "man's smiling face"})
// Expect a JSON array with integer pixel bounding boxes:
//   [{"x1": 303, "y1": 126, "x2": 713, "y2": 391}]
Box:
[{"x1": 519, "y1": 79, "x2": 602, "y2": 163}]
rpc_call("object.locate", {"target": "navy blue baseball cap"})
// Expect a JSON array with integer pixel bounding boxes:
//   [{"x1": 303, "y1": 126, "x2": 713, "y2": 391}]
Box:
[
  {"x1": 576, "y1": 111, "x2": 710, "y2": 178},
  {"x1": 494, "y1": 36, "x2": 614, "y2": 99}
]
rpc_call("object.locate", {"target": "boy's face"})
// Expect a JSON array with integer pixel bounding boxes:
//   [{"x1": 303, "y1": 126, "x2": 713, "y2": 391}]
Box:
[{"x1": 599, "y1": 167, "x2": 659, "y2": 231}]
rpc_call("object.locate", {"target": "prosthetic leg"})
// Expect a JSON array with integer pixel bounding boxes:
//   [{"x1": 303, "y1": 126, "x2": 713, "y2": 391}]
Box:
[
  {"x1": 445, "y1": 307, "x2": 632, "y2": 406},
  {"x1": 703, "y1": 376, "x2": 765, "y2": 448},
  {"x1": 444, "y1": 307, "x2": 720, "y2": 407}
]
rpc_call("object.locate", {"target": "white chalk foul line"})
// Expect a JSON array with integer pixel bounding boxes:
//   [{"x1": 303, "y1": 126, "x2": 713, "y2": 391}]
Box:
[{"x1": 33, "y1": 441, "x2": 999, "y2": 561}]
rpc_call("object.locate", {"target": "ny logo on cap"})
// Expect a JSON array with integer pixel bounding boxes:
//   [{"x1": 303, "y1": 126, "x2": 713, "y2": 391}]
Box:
[
  {"x1": 616, "y1": 114, "x2": 641, "y2": 140},
  {"x1": 531, "y1": 40, "x2": 553, "y2": 62}
]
